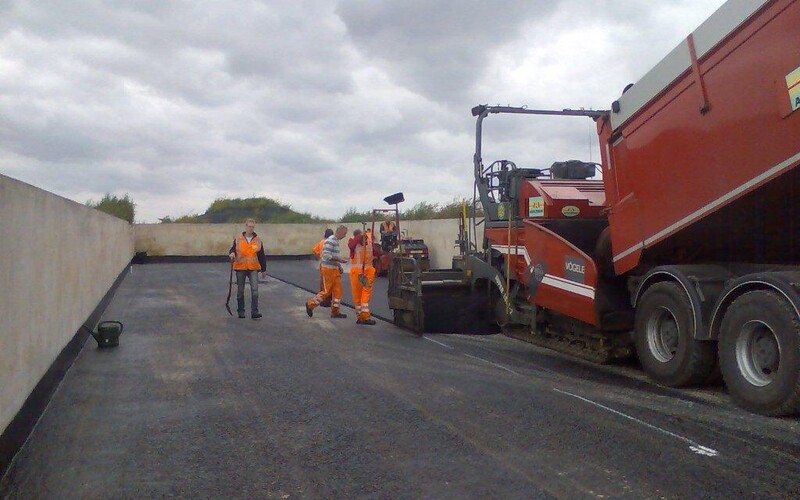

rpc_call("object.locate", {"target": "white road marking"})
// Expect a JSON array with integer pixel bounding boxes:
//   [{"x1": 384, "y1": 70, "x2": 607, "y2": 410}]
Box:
[
  {"x1": 464, "y1": 353, "x2": 521, "y2": 376},
  {"x1": 471, "y1": 343, "x2": 558, "y2": 375},
  {"x1": 423, "y1": 336, "x2": 454, "y2": 349},
  {"x1": 553, "y1": 388, "x2": 719, "y2": 457}
]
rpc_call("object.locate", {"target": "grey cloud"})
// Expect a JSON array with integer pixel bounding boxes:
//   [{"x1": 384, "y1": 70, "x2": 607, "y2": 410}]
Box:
[
  {"x1": 8, "y1": 0, "x2": 356, "y2": 104},
  {"x1": 0, "y1": 0, "x2": 726, "y2": 222},
  {"x1": 336, "y1": 0, "x2": 558, "y2": 104}
]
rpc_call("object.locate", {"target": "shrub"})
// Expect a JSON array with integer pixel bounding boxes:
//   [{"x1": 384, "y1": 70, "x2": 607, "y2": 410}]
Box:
[{"x1": 87, "y1": 193, "x2": 135, "y2": 223}]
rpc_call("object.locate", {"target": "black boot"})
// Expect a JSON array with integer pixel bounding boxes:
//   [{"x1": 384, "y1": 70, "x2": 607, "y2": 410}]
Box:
[
  {"x1": 251, "y1": 295, "x2": 261, "y2": 319},
  {"x1": 237, "y1": 297, "x2": 245, "y2": 319}
]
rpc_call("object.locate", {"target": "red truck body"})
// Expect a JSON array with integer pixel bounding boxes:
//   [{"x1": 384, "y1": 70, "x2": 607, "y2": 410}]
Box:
[
  {"x1": 475, "y1": 0, "x2": 800, "y2": 414},
  {"x1": 391, "y1": 0, "x2": 800, "y2": 415},
  {"x1": 602, "y1": 0, "x2": 800, "y2": 276},
  {"x1": 487, "y1": 0, "x2": 800, "y2": 324}
]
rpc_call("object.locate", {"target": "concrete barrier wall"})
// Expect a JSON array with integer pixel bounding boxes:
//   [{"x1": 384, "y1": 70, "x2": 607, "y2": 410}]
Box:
[
  {"x1": 0, "y1": 175, "x2": 134, "y2": 436},
  {"x1": 134, "y1": 219, "x2": 485, "y2": 269},
  {"x1": 134, "y1": 223, "x2": 333, "y2": 258},
  {"x1": 396, "y1": 219, "x2": 484, "y2": 269}
]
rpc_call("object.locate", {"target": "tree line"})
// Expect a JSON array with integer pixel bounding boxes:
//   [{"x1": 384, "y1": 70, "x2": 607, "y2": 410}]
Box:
[{"x1": 87, "y1": 195, "x2": 475, "y2": 224}]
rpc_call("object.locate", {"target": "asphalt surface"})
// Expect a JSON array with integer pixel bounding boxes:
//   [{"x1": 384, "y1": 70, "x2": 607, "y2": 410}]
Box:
[{"x1": 1, "y1": 262, "x2": 799, "y2": 499}]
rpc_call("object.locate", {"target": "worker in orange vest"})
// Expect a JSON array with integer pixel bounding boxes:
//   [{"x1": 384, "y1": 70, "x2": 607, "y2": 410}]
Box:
[
  {"x1": 380, "y1": 215, "x2": 397, "y2": 237},
  {"x1": 347, "y1": 228, "x2": 362, "y2": 264},
  {"x1": 306, "y1": 225, "x2": 349, "y2": 319},
  {"x1": 349, "y1": 229, "x2": 377, "y2": 325},
  {"x1": 313, "y1": 228, "x2": 334, "y2": 307},
  {"x1": 313, "y1": 228, "x2": 334, "y2": 259},
  {"x1": 228, "y1": 218, "x2": 267, "y2": 319},
  {"x1": 379, "y1": 214, "x2": 398, "y2": 252}
]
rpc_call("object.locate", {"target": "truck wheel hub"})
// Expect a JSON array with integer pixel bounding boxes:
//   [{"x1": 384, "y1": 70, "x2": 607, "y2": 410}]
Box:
[
  {"x1": 647, "y1": 307, "x2": 679, "y2": 363},
  {"x1": 736, "y1": 320, "x2": 780, "y2": 387}
]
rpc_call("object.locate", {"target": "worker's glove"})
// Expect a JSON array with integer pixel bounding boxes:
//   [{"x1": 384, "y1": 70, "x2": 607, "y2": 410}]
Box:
[{"x1": 358, "y1": 274, "x2": 369, "y2": 287}]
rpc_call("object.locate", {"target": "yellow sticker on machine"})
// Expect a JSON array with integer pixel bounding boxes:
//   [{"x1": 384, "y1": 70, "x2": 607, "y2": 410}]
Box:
[
  {"x1": 528, "y1": 196, "x2": 544, "y2": 217},
  {"x1": 791, "y1": 86, "x2": 800, "y2": 112},
  {"x1": 787, "y1": 66, "x2": 800, "y2": 112}
]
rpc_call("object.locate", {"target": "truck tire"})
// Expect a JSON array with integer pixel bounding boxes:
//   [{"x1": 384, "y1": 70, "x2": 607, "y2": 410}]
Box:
[
  {"x1": 719, "y1": 290, "x2": 800, "y2": 416},
  {"x1": 634, "y1": 282, "x2": 715, "y2": 386}
]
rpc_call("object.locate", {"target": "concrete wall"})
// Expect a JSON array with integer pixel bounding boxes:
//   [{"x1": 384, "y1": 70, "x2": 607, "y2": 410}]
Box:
[
  {"x1": 0, "y1": 175, "x2": 134, "y2": 436},
  {"x1": 134, "y1": 219, "x2": 485, "y2": 269},
  {"x1": 395, "y1": 219, "x2": 484, "y2": 269},
  {"x1": 134, "y1": 223, "x2": 333, "y2": 258}
]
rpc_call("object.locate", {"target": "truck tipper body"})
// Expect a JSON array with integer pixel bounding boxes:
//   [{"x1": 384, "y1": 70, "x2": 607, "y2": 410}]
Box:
[
  {"x1": 604, "y1": 0, "x2": 800, "y2": 276},
  {"x1": 389, "y1": 0, "x2": 800, "y2": 415}
]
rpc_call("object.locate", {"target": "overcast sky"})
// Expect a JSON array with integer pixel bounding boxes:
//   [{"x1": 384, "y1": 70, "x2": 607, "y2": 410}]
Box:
[{"x1": 1, "y1": 0, "x2": 726, "y2": 222}]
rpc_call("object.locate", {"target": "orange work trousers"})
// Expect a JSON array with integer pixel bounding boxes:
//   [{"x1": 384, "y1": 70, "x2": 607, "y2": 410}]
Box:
[
  {"x1": 308, "y1": 267, "x2": 343, "y2": 314},
  {"x1": 349, "y1": 266, "x2": 376, "y2": 320},
  {"x1": 318, "y1": 264, "x2": 331, "y2": 307}
]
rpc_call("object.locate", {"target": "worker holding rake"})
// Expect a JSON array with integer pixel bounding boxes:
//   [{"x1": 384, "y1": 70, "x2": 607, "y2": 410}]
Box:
[
  {"x1": 348, "y1": 228, "x2": 377, "y2": 325},
  {"x1": 228, "y1": 218, "x2": 267, "y2": 319}
]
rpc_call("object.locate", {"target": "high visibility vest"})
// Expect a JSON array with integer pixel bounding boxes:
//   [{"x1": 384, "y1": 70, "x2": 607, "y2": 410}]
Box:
[
  {"x1": 351, "y1": 241, "x2": 374, "y2": 270},
  {"x1": 233, "y1": 234, "x2": 262, "y2": 271},
  {"x1": 313, "y1": 239, "x2": 325, "y2": 259}
]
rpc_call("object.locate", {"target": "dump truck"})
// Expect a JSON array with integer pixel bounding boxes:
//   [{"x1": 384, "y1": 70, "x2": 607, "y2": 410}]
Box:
[{"x1": 389, "y1": 0, "x2": 800, "y2": 416}]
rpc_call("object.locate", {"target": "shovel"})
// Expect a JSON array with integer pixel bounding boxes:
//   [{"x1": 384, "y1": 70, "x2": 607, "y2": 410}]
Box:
[{"x1": 225, "y1": 261, "x2": 233, "y2": 316}]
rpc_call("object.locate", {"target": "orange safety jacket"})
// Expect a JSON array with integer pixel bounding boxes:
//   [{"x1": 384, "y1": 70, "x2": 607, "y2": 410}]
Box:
[
  {"x1": 232, "y1": 233, "x2": 264, "y2": 271},
  {"x1": 350, "y1": 239, "x2": 374, "y2": 271},
  {"x1": 313, "y1": 239, "x2": 325, "y2": 259}
]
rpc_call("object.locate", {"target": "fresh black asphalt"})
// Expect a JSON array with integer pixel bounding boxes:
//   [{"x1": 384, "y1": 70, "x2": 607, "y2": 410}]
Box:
[{"x1": 1, "y1": 262, "x2": 798, "y2": 498}]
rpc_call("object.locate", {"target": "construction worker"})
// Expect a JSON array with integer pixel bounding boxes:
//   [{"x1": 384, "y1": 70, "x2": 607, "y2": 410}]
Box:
[
  {"x1": 380, "y1": 214, "x2": 397, "y2": 237},
  {"x1": 379, "y1": 214, "x2": 398, "y2": 252},
  {"x1": 347, "y1": 228, "x2": 363, "y2": 277},
  {"x1": 306, "y1": 225, "x2": 348, "y2": 319},
  {"x1": 313, "y1": 228, "x2": 334, "y2": 259},
  {"x1": 349, "y1": 229, "x2": 377, "y2": 325},
  {"x1": 313, "y1": 228, "x2": 334, "y2": 307},
  {"x1": 228, "y1": 218, "x2": 267, "y2": 319}
]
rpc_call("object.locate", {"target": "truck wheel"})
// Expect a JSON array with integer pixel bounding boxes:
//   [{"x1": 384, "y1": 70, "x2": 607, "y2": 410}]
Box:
[
  {"x1": 719, "y1": 290, "x2": 800, "y2": 416},
  {"x1": 634, "y1": 282, "x2": 715, "y2": 386}
]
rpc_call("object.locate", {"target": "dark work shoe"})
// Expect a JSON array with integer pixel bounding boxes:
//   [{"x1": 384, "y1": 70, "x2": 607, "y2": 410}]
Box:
[
  {"x1": 251, "y1": 312, "x2": 262, "y2": 319},
  {"x1": 305, "y1": 303, "x2": 313, "y2": 317},
  {"x1": 331, "y1": 312, "x2": 347, "y2": 319},
  {"x1": 357, "y1": 318, "x2": 376, "y2": 325},
  {"x1": 238, "y1": 311, "x2": 246, "y2": 319}
]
